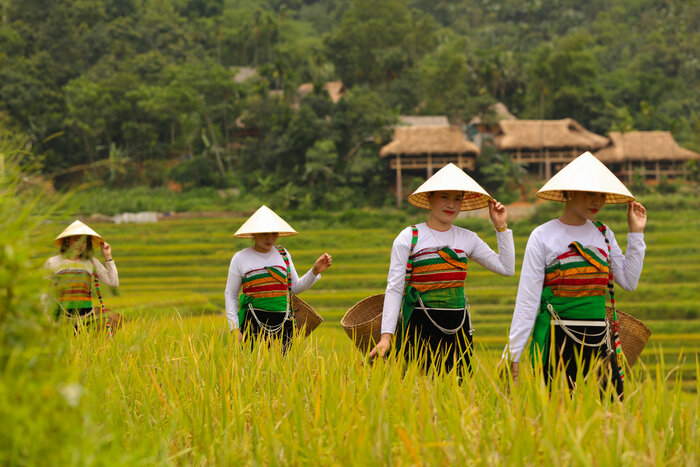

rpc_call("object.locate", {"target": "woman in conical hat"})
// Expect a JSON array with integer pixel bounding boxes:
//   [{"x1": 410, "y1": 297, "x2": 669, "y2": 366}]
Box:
[
  {"x1": 504, "y1": 152, "x2": 647, "y2": 397},
  {"x1": 44, "y1": 220, "x2": 120, "y2": 328},
  {"x1": 368, "y1": 163, "x2": 515, "y2": 376},
  {"x1": 224, "y1": 205, "x2": 332, "y2": 350}
]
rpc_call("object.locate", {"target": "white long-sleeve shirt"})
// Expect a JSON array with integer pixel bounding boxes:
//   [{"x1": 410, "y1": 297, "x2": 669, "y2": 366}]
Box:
[
  {"x1": 224, "y1": 247, "x2": 321, "y2": 331},
  {"x1": 381, "y1": 223, "x2": 515, "y2": 335},
  {"x1": 44, "y1": 255, "x2": 120, "y2": 287},
  {"x1": 505, "y1": 219, "x2": 646, "y2": 362}
]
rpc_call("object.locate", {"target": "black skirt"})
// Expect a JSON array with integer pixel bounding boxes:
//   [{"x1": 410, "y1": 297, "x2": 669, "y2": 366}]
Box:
[
  {"x1": 55, "y1": 306, "x2": 94, "y2": 319},
  {"x1": 400, "y1": 305, "x2": 473, "y2": 377},
  {"x1": 242, "y1": 308, "x2": 294, "y2": 353},
  {"x1": 55, "y1": 306, "x2": 95, "y2": 332},
  {"x1": 544, "y1": 319, "x2": 623, "y2": 398}
]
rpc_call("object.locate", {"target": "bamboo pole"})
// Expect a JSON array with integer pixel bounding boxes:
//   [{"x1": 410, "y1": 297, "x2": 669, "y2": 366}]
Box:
[{"x1": 396, "y1": 155, "x2": 403, "y2": 208}]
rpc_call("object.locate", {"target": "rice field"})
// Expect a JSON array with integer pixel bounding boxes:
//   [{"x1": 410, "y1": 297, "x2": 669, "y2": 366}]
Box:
[
  {"x1": 31, "y1": 207, "x2": 700, "y2": 380},
  {"x1": 7, "y1": 205, "x2": 699, "y2": 464}
]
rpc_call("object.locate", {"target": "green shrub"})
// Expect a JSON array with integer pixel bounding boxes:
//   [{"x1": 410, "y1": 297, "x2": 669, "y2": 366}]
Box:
[{"x1": 169, "y1": 156, "x2": 225, "y2": 189}]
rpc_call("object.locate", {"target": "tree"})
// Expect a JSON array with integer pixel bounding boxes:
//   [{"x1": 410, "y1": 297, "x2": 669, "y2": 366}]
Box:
[
  {"x1": 524, "y1": 32, "x2": 607, "y2": 128},
  {"x1": 326, "y1": 0, "x2": 430, "y2": 88},
  {"x1": 304, "y1": 139, "x2": 337, "y2": 208}
]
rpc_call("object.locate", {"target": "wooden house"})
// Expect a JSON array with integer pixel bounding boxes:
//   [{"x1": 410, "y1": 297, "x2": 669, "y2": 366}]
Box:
[
  {"x1": 380, "y1": 125, "x2": 480, "y2": 207},
  {"x1": 494, "y1": 118, "x2": 609, "y2": 179},
  {"x1": 595, "y1": 131, "x2": 700, "y2": 182}
]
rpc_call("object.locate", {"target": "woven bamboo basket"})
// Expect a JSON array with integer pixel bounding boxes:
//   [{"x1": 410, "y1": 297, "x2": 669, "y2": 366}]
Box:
[
  {"x1": 341, "y1": 294, "x2": 387, "y2": 352},
  {"x1": 606, "y1": 307, "x2": 651, "y2": 367},
  {"x1": 292, "y1": 295, "x2": 322, "y2": 337}
]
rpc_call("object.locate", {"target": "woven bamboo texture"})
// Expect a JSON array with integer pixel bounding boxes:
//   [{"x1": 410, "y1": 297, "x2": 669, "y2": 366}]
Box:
[{"x1": 292, "y1": 295, "x2": 322, "y2": 337}]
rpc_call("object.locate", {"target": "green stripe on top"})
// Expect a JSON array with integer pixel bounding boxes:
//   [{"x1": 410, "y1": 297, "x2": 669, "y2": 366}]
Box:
[
  {"x1": 572, "y1": 242, "x2": 608, "y2": 269},
  {"x1": 412, "y1": 257, "x2": 451, "y2": 267},
  {"x1": 412, "y1": 248, "x2": 469, "y2": 268},
  {"x1": 241, "y1": 272, "x2": 269, "y2": 283},
  {"x1": 241, "y1": 269, "x2": 287, "y2": 284},
  {"x1": 545, "y1": 259, "x2": 597, "y2": 274}
]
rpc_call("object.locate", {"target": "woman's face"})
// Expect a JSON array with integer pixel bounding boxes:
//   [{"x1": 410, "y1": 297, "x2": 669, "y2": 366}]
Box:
[
  {"x1": 67, "y1": 235, "x2": 87, "y2": 256},
  {"x1": 567, "y1": 191, "x2": 607, "y2": 220},
  {"x1": 253, "y1": 232, "x2": 279, "y2": 253},
  {"x1": 428, "y1": 191, "x2": 463, "y2": 226}
]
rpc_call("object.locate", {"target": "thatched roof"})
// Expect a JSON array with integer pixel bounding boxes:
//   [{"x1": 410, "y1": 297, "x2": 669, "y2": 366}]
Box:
[
  {"x1": 297, "y1": 81, "x2": 345, "y2": 103},
  {"x1": 399, "y1": 115, "x2": 450, "y2": 127},
  {"x1": 468, "y1": 102, "x2": 516, "y2": 125},
  {"x1": 325, "y1": 81, "x2": 345, "y2": 103},
  {"x1": 233, "y1": 66, "x2": 257, "y2": 83},
  {"x1": 380, "y1": 126, "x2": 480, "y2": 157},
  {"x1": 595, "y1": 131, "x2": 700, "y2": 162},
  {"x1": 494, "y1": 118, "x2": 609, "y2": 150}
]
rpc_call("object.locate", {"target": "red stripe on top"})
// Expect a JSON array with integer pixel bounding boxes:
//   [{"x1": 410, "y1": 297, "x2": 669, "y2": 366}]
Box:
[
  {"x1": 244, "y1": 283, "x2": 288, "y2": 293},
  {"x1": 546, "y1": 277, "x2": 609, "y2": 286},
  {"x1": 410, "y1": 271, "x2": 468, "y2": 282}
]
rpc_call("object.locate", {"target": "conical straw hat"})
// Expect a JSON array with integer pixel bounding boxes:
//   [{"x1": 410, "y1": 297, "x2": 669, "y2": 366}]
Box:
[
  {"x1": 408, "y1": 163, "x2": 492, "y2": 211},
  {"x1": 537, "y1": 152, "x2": 634, "y2": 204},
  {"x1": 53, "y1": 220, "x2": 104, "y2": 248},
  {"x1": 233, "y1": 205, "x2": 297, "y2": 238}
]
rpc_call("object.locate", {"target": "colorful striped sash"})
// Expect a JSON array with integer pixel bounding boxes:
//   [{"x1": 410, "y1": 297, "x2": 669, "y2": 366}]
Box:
[
  {"x1": 593, "y1": 220, "x2": 625, "y2": 383},
  {"x1": 543, "y1": 242, "x2": 609, "y2": 297}
]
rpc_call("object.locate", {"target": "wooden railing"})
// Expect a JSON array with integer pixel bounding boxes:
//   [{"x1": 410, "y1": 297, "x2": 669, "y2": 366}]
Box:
[{"x1": 388, "y1": 155, "x2": 475, "y2": 171}]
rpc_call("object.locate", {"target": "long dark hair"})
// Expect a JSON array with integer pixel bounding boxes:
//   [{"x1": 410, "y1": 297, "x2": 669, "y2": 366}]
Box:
[{"x1": 60, "y1": 235, "x2": 94, "y2": 260}]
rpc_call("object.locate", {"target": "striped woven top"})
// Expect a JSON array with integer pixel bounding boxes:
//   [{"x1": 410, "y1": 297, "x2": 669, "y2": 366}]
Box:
[
  {"x1": 54, "y1": 268, "x2": 93, "y2": 309},
  {"x1": 407, "y1": 247, "x2": 469, "y2": 293},
  {"x1": 241, "y1": 266, "x2": 288, "y2": 300},
  {"x1": 544, "y1": 241, "x2": 609, "y2": 297}
]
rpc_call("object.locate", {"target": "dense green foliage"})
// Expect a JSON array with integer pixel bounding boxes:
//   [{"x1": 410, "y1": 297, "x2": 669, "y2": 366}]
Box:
[{"x1": 1, "y1": 0, "x2": 699, "y2": 208}]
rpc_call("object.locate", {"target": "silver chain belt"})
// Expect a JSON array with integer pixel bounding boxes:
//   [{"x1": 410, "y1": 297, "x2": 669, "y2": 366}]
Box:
[
  {"x1": 417, "y1": 296, "x2": 474, "y2": 336},
  {"x1": 546, "y1": 303, "x2": 611, "y2": 349},
  {"x1": 247, "y1": 302, "x2": 292, "y2": 335}
]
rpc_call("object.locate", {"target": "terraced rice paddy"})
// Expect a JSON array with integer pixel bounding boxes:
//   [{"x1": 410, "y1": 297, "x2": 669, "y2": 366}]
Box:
[
  {"x1": 34, "y1": 207, "x2": 700, "y2": 388},
  {"x1": 9, "y1": 205, "x2": 695, "y2": 463}
]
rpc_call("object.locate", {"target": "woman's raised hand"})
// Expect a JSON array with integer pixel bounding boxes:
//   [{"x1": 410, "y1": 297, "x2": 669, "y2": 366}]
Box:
[
  {"x1": 627, "y1": 201, "x2": 647, "y2": 233},
  {"x1": 101, "y1": 241, "x2": 112, "y2": 260},
  {"x1": 312, "y1": 253, "x2": 333, "y2": 275},
  {"x1": 488, "y1": 200, "x2": 508, "y2": 230}
]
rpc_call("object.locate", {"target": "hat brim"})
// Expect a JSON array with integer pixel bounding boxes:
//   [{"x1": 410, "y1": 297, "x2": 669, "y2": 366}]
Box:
[
  {"x1": 53, "y1": 235, "x2": 104, "y2": 249},
  {"x1": 407, "y1": 191, "x2": 492, "y2": 211},
  {"x1": 537, "y1": 190, "x2": 633, "y2": 204},
  {"x1": 233, "y1": 231, "x2": 298, "y2": 239}
]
